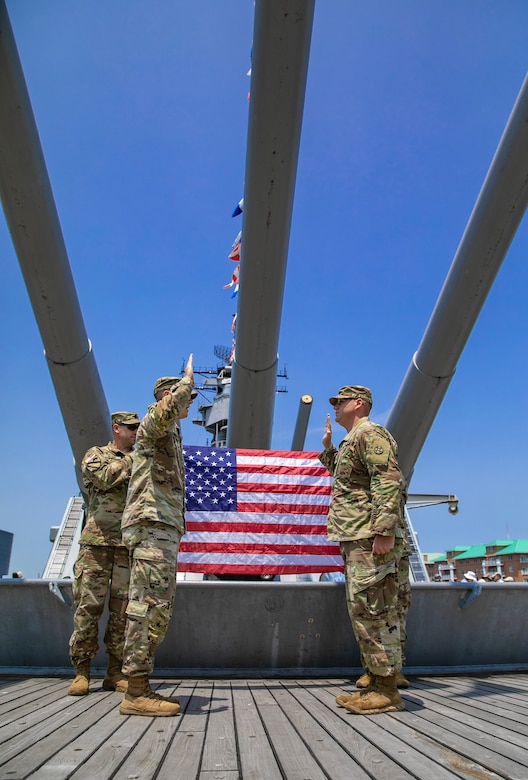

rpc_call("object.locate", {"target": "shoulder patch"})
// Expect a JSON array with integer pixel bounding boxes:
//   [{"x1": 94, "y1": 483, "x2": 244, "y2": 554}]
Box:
[{"x1": 366, "y1": 434, "x2": 390, "y2": 466}]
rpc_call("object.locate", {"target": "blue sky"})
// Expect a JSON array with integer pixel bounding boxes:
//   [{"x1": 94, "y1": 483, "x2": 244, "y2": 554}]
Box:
[{"x1": 1, "y1": 1, "x2": 527, "y2": 577}]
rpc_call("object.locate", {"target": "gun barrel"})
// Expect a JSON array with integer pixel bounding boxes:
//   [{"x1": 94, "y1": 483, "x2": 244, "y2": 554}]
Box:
[
  {"x1": 228, "y1": 0, "x2": 315, "y2": 449},
  {"x1": 387, "y1": 74, "x2": 528, "y2": 481},
  {"x1": 291, "y1": 394, "x2": 313, "y2": 451},
  {"x1": 0, "y1": 1, "x2": 111, "y2": 482}
]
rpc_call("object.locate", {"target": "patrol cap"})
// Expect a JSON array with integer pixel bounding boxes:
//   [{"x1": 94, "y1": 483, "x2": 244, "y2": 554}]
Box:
[
  {"x1": 153, "y1": 376, "x2": 180, "y2": 397},
  {"x1": 112, "y1": 411, "x2": 140, "y2": 426},
  {"x1": 153, "y1": 376, "x2": 198, "y2": 399},
  {"x1": 329, "y1": 386, "x2": 373, "y2": 407}
]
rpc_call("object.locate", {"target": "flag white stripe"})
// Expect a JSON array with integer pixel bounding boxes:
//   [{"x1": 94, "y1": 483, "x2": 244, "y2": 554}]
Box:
[
  {"x1": 237, "y1": 492, "x2": 330, "y2": 506},
  {"x1": 237, "y1": 472, "x2": 332, "y2": 487},
  {"x1": 183, "y1": 532, "x2": 334, "y2": 545},
  {"x1": 185, "y1": 511, "x2": 329, "y2": 525},
  {"x1": 237, "y1": 454, "x2": 325, "y2": 468},
  {"x1": 178, "y1": 552, "x2": 342, "y2": 566}
]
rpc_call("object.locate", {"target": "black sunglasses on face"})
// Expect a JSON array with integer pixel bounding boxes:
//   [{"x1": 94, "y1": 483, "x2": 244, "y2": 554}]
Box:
[{"x1": 121, "y1": 423, "x2": 140, "y2": 431}]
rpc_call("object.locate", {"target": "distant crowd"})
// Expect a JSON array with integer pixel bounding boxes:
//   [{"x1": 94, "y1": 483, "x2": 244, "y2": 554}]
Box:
[{"x1": 432, "y1": 570, "x2": 515, "y2": 583}]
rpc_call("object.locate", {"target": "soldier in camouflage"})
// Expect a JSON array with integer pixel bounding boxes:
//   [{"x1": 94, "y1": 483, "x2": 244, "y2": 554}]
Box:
[
  {"x1": 119, "y1": 354, "x2": 196, "y2": 718},
  {"x1": 68, "y1": 410, "x2": 141, "y2": 696},
  {"x1": 319, "y1": 386, "x2": 410, "y2": 715}
]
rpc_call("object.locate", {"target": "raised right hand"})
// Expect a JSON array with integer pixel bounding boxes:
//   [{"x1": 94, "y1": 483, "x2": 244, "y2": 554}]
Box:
[
  {"x1": 322, "y1": 413, "x2": 333, "y2": 450},
  {"x1": 184, "y1": 353, "x2": 194, "y2": 380}
]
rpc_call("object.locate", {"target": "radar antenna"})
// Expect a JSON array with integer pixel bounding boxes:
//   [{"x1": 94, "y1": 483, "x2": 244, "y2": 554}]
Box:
[{"x1": 214, "y1": 344, "x2": 232, "y2": 364}]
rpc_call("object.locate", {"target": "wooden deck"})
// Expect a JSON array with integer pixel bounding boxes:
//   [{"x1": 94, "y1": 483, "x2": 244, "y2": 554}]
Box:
[{"x1": 1, "y1": 673, "x2": 527, "y2": 779}]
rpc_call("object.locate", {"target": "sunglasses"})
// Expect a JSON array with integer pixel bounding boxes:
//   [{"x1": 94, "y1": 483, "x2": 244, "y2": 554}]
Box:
[{"x1": 121, "y1": 423, "x2": 140, "y2": 431}]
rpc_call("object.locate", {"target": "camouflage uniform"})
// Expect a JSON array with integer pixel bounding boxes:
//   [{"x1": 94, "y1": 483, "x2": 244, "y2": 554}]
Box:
[
  {"x1": 69, "y1": 417, "x2": 138, "y2": 666},
  {"x1": 320, "y1": 410, "x2": 410, "y2": 677},
  {"x1": 121, "y1": 375, "x2": 194, "y2": 677}
]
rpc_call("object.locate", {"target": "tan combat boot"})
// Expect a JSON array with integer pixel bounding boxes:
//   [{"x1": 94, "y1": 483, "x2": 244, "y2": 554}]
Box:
[
  {"x1": 148, "y1": 681, "x2": 180, "y2": 704},
  {"x1": 119, "y1": 675, "x2": 181, "y2": 717},
  {"x1": 356, "y1": 670, "x2": 409, "y2": 689},
  {"x1": 355, "y1": 671, "x2": 373, "y2": 689},
  {"x1": 344, "y1": 674, "x2": 405, "y2": 715},
  {"x1": 102, "y1": 655, "x2": 128, "y2": 692},
  {"x1": 395, "y1": 671, "x2": 410, "y2": 689},
  {"x1": 68, "y1": 660, "x2": 91, "y2": 696},
  {"x1": 336, "y1": 673, "x2": 374, "y2": 707}
]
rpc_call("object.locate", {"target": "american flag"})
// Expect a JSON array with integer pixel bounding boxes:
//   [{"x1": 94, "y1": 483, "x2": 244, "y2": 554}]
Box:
[{"x1": 179, "y1": 445, "x2": 343, "y2": 576}]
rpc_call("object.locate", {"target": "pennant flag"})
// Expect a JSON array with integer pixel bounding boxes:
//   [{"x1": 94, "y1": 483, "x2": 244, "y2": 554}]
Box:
[
  {"x1": 232, "y1": 198, "x2": 244, "y2": 218},
  {"x1": 179, "y1": 446, "x2": 342, "y2": 576},
  {"x1": 228, "y1": 244, "x2": 241, "y2": 262},
  {"x1": 223, "y1": 264, "x2": 239, "y2": 293}
]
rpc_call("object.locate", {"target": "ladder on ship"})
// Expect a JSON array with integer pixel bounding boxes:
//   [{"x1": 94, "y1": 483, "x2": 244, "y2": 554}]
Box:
[
  {"x1": 42, "y1": 496, "x2": 84, "y2": 579},
  {"x1": 404, "y1": 507, "x2": 429, "y2": 582}
]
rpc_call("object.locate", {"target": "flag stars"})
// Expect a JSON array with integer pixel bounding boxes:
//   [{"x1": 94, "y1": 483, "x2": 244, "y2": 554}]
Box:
[{"x1": 185, "y1": 445, "x2": 237, "y2": 512}]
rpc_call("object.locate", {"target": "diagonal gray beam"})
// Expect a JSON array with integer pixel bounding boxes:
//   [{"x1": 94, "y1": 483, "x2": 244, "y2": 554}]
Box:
[
  {"x1": 228, "y1": 0, "x2": 315, "y2": 449},
  {"x1": 0, "y1": 1, "x2": 111, "y2": 483},
  {"x1": 387, "y1": 74, "x2": 528, "y2": 482}
]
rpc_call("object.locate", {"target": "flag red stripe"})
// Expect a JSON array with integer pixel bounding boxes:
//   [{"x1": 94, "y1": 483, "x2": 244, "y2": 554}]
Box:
[
  {"x1": 180, "y1": 563, "x2": 343, "y2": 574},
  {"x1": 185, "y1": 522, "x2": 328, "y2": 534},
  {"x1": 239, "y1": 482, "x2": 331, "y2": 495},
  {"x1": 180, "y1": 542, "x2": 339, "y2": 555},
  {"x1": 237, "y1": 464, "x2": 329, "y2": 477},
  {"x1": 236, "y1": 449, "x2": 321, "y2": 459},
  {"x1": 237, "y1": 502, "x2": 328, "y2": 514}
]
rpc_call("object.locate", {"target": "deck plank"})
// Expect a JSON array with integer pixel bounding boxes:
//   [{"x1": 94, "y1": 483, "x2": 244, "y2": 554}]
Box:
[
  {"x1": 0, "y1": 673, "x2": 526, "y2": 779},
  {"x1": 0, "y1": 687, "x2": 115, "y2": 767},
  {"x1": 295, "y1": 680, "x2": 419, "y2": 780},
  {"x1": 320, "y1": 680, "x2": 500, "y2": 780},
  {"x1": 135, "y1": 682, "x2": 207, "y2": 780},
  {"x1": 411, "y1": 678, "x2": 528, "y2": 738},
  {"x1": 24, "y1": 693, "x2": 131, "y2": 780},
  {"x1": 231, "y1": 681, "x2": 283, "y2": 780},
  {"x1": 200, "y1": 682, "x2": 238, "y2": 774},
  {"x1": 110, "y1": 716, "x2": 184, "y2": 780},
  {"x1": 267, "y1": 680, "x2": 374, "y2": 780},
  {"x1": 0, "y1": 680, "x2": 69, "y2": 727},
  {"x1": 69, "y1": 681, "x2": 188, "y2": 780},
  {"x1": 250, "y1": 681, "x2": 328, "y2": 779},
  {"x1": 414, "y1": 675, "x2": 528, "y2": 716},
  {"x1": 401, "y1": 694, "x2": 528, "y2": 779}
]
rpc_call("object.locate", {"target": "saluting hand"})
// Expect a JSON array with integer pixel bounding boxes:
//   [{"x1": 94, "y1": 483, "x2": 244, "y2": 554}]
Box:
[
  {"x1": 184, "y1": 353, "x2": 194, "y2": 381},
  {"x1": 322, "y1": 413, "x2": 333, "y2": 450}
]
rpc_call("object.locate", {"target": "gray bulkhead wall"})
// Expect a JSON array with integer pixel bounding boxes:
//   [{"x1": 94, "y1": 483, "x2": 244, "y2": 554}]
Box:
[
  {"x1": 0, "y1": 1, "x2": 111, "y2": 486},
  {"x1": 0, "y1": 579, "x2": 526, "y2": 674}
]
